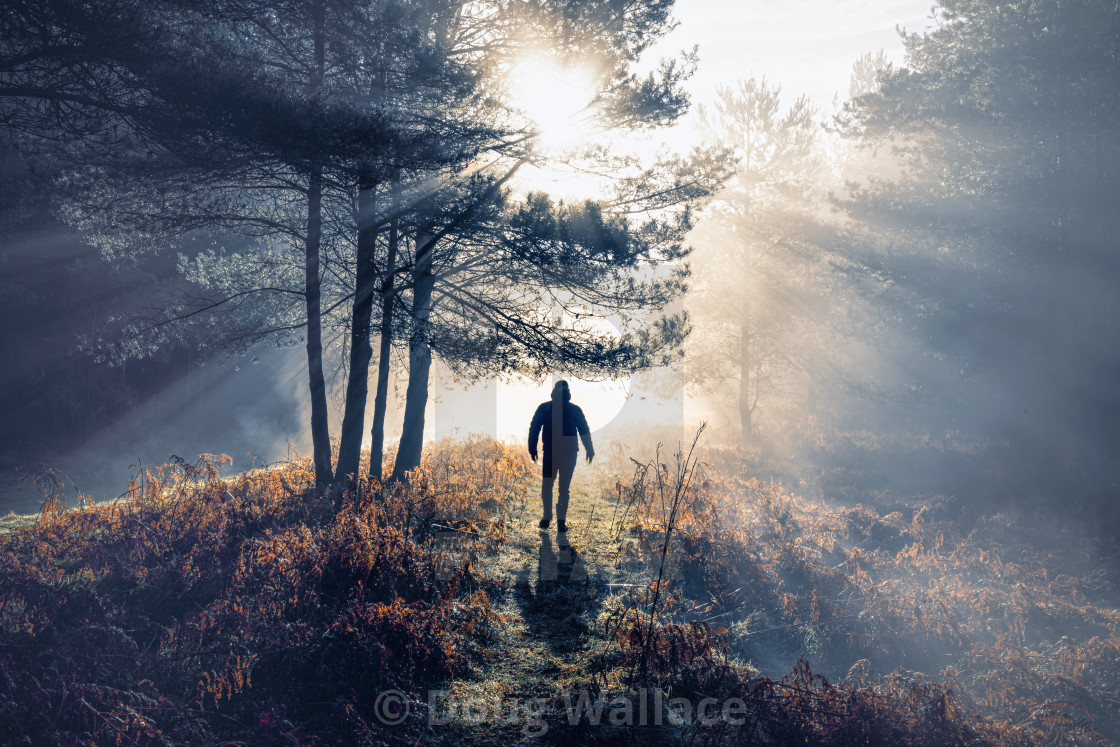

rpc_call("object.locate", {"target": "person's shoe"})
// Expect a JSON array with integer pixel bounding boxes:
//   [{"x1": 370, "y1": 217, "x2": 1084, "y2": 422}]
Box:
[
  {"x1": 539, "y1": 518, "x2": 550, "y2": 530},
  {"x1": 557, "y1": 521, "x2": 567, "y2": 533}
]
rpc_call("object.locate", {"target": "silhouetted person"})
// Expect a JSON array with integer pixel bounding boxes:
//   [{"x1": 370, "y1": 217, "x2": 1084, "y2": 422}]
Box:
[{"x1": 528, "y1": 380, "x2": 594, "y2": 532}]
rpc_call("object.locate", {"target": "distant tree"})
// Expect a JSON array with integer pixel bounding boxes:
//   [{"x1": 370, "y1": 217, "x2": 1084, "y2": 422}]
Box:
[
  {"x1": 848, "y1": 50, "x2": 891, "y2": 100},
  {"x1": 686, "y1": 77, "x2": 839, "y2": 443}
]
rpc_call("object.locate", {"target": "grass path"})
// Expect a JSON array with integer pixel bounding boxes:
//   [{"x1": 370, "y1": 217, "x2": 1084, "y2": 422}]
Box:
[{"x1": 430, "y1": 469, "x2": 649, "y2": 744}]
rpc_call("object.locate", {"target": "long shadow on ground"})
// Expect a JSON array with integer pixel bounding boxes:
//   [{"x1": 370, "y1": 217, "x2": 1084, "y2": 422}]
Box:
[{"x1": 514, "y1": 530, "x2": 602, "y2": 658}]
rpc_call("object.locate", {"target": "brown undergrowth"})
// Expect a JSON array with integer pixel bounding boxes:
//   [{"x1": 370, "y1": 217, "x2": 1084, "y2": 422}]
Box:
[
  {"x1": 598, "y1": 438, "x2": 1119, "y2": 745},
  {"x1": 0, "y1": 436, "x2": 532, "y2": 745},
  {"x1": 5, "y1": 433, "x2": 1116, "y2": 745}
]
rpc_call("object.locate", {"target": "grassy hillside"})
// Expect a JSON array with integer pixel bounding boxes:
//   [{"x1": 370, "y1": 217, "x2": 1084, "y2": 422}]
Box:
[{"x1": 1, "y1": 435, "x2": 1116, "y2": 745}]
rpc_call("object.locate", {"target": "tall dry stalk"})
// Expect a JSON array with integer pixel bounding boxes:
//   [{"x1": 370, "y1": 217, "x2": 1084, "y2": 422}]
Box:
[{"x1": 625, "y1": 424, "x2": 707, "y2": 682}]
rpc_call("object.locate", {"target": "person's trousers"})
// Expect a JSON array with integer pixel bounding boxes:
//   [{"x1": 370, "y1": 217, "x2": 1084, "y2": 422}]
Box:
[{"x1": 541, "y1": 438, "x2": 578, "y2": 524}]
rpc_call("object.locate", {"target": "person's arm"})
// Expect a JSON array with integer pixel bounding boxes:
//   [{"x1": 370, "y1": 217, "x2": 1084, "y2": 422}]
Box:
[
  {"x1": 528, "y1": 403, "x2": 545, "y2": 461},
  {"x1": 574, "y1": 405, "x2": 594, "y2": 462}
]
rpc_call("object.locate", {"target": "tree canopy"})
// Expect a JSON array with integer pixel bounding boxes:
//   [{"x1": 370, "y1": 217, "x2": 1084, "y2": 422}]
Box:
[{"x1": 0, "y1": 0, "x2": 721, "y2": 487}]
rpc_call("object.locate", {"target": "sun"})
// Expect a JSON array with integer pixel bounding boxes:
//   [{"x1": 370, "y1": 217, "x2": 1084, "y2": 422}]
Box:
[{"x1": 508, "y1": 54, "x2": 599, "y2": 152}]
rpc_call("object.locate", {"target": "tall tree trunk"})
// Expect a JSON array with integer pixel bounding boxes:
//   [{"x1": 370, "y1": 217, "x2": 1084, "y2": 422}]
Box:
[
  {"x1": 304, "y1": 0, "x2": 332, "y2": 485},
  {"x1": 368, "y1": 179, "x2": 400, "y2": 482},
  {"x1": 739, "y1": 302, "x2": 752, "y2": 445},
  {"x1": 305, "y1": 167, "x2": 333, "y2": 485},
  {"x1": 385, "y1": 163, "x2": 524, "y2": 482},
  {"x1": 391, "y1": 230, "x2": 435, "y2": 482},
  {"x1": 335, "y1": 175, "x2": 379, "y2": 484}
]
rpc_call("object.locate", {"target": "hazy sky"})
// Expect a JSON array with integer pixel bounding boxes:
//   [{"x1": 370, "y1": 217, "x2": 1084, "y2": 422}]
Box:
[
  {"x1": 518, "y1": 0, "x2": 935, "y2": 197},
  {"x1": 660, "y1": 0, "x2": 935, "y2": 110}
]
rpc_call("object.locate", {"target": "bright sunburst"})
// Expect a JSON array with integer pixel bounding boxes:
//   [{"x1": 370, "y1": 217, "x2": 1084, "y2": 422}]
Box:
[{"x1": 508, "y1": 54, "x2": 598, "y2": 153}]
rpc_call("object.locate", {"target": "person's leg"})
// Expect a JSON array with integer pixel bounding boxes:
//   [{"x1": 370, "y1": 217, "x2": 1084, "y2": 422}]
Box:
[
  {"x1": 541, "y1": 453, "x2": 556, "y2": 525},
  {"x1": 555, "y1": 448, "x2": 578, "y2": 526}
]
